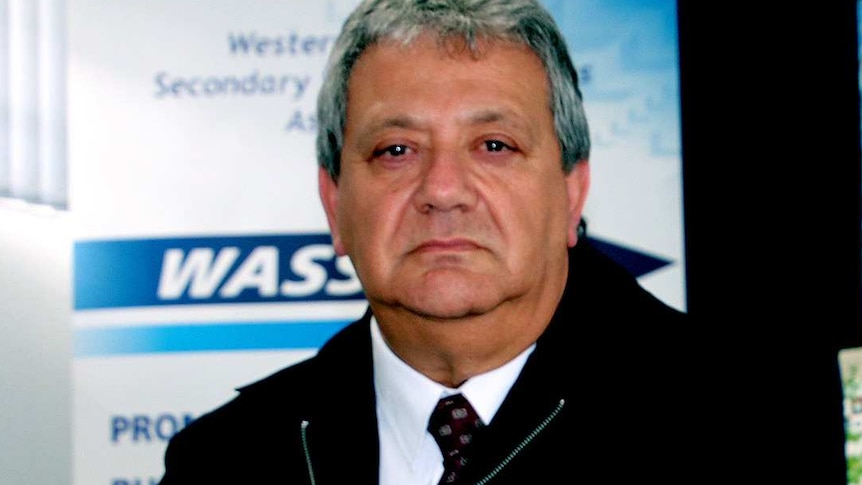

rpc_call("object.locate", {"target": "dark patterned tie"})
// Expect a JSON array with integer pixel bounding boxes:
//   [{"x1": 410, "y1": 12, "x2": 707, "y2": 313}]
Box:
[{"x1": 427, "y1": 393, "x2": 485, "y2": 485}]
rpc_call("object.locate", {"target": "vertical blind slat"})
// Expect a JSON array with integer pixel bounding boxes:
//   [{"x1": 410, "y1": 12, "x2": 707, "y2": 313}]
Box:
[
  {"x1": 3, "y1": 0, "x2": 67, "y2": 208},
  {"x1": 9, "y1": 0, "x2": 39, "y2": 202},
  {"x1": 0, "y1": 0, "x2": 11, "y2": 197},
  {"x1": 38, "y1": 0, "x2": 65, "y2": 208}
]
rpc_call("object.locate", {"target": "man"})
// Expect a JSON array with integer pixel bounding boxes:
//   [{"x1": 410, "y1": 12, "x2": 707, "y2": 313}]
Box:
[{"x1": 160, "y1": 1, "x2": 691, "y2": 483}]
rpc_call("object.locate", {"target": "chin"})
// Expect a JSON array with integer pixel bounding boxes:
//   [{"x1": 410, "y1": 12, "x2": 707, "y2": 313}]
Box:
[
  {"x1": 402, "y1": 288, "x2": 503, "y2": 320},
  {"x1": 380, "y1": 267, "x2": 512, "y2": 318}
]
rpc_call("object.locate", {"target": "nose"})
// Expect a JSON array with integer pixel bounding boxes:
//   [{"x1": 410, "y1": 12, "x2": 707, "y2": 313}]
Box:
[{"x1": 413, "y1": 148, "x2": 477, "y2": 213}]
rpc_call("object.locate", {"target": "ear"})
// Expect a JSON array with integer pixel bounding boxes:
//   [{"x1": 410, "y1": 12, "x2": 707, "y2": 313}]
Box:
[
  {"x1": 564, "y1": 160, "x2": 590, "y2": 248},
  {"x1": 318, "y1": 167, "x2": 347, "y2": 256}
]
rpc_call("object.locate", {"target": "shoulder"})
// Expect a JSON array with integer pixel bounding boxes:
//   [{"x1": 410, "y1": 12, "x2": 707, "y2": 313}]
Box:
[
  {"x1": 567, "y1": 237, "x2": 687, "y2": 323},
  {"x1": 159, "y1": 316, "x2": 373, "y2": 482},
  {"x1": 548, "y1": 239, "x2": 697, "y2": 469},
  {"x1": 235, "y1": 312, "x2": 374, "y2": 399},
  {"x1": 181, "y1": 315, "x2": 372, "y2": 431},
  {"x1": 550, "y1": 237, "x2": 695, "y2": 381}
]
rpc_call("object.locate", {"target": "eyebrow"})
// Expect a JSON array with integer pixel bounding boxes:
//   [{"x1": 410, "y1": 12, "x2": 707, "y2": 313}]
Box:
[
  {"x1": 369, "y1": 109, "x2": 531, "y2": 132},
  {"x1": 369, "y1": 115, "x2": 422, "y2": 132},
  {"x1": 353, "y1": 108, "x2": 536, "y2": 150},
  {"x1": 464, "y1": 109, "x2": 532, "y2": 134},
  {"x1": 467, "y1": 109, "x2": 505, "y2": 125}
]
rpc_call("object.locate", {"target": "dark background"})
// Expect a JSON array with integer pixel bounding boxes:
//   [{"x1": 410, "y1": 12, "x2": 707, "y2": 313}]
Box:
[{"x1": 678, "y1": 0, "x2": 861, "y2": 482}]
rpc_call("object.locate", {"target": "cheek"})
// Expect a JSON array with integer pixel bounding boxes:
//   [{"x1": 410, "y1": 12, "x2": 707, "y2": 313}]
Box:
[
  {"x1": 337, "y1": 181, "x2": 403, "y2": 254},
  {"x1": 512, "y1": 178, "x2": 571, "y2": 244},
  {"x1": 333, "y1": 182, "x2": 366, "y2": 249},
  {"x1": 499, "y1": 171, "x2": 563, "y2": 215}
]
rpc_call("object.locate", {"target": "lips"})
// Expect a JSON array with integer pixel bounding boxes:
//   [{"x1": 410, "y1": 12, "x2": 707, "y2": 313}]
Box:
[{"x1": 411, "y1": 238, "x2": 482, "y2": 253}]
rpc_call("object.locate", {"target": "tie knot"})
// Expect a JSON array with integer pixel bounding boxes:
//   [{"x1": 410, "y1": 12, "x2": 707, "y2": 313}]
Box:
[{"x1": 427, "y1": 394, "x2": 485, "y2": 484}]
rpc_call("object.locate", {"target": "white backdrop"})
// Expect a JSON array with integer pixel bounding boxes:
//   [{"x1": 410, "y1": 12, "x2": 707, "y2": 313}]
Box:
[{"x1": 68, "y1": 1, "x2": 685, "y2": 483}]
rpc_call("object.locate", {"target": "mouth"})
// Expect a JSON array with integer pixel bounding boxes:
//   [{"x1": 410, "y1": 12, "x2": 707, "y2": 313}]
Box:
[{"x1": 411, "y1": 238, "x2": 482, "y2": 254}]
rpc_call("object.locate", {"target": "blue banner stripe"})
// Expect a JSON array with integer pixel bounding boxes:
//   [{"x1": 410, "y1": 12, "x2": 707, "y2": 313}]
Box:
[
  {"x1": 74, "y1": 320, "x2": 351, "y2": 356},
  {"x1": 73, "y1": 234, "x2": 365, "y2": 310}
]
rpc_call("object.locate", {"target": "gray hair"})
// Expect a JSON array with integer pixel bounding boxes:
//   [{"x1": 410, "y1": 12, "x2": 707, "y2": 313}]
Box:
[{"x1": 315, "y1": 0, "x2": 590, "y2": 180}]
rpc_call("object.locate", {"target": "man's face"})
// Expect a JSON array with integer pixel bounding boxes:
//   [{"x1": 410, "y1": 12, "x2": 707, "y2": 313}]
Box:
[{"x1": 320, "y1": 36, "x2": 589, "y2": 320}]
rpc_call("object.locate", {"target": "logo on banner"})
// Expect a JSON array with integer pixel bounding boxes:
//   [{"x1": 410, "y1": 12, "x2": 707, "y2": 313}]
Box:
[
  {"x1": 158, "y1": 243, "x2": 359, "y2": 300},
  {"x1": 74, "y1": 234, "x2": 364, "y2": 310}
]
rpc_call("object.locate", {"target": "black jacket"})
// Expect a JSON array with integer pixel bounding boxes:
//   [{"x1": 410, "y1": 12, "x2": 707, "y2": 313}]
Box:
[{"x1": 159, "y1": 239, "x2": 693, "y2": 484}]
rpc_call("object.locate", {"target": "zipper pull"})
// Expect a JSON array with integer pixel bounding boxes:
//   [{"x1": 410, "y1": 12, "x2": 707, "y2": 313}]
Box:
[{"x1": 300, "y1": 420, "x2": 317, "y2": 485}]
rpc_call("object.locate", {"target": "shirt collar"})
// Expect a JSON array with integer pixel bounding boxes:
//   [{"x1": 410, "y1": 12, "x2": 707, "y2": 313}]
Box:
[{"x1": 371, "y1": 315, "x2": 535, "y2": 469}]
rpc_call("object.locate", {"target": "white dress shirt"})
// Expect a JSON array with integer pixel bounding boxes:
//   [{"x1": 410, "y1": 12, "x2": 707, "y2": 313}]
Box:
[{"x1": 371, "y1": 317, "x2": 535, "y2": 485}]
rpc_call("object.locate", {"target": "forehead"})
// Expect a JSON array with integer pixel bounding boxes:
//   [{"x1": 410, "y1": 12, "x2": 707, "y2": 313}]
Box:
[{"x1": 344, "y1": 35, "x2": 552, "y2": 128}]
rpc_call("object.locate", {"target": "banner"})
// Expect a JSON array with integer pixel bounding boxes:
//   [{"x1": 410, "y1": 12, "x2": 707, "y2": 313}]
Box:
[{"x1": 68, "y1": 1, "x2": 684, "y2": 483}]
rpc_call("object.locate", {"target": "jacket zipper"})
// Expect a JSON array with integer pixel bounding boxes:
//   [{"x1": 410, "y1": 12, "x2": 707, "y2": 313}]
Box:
[
  {"x1": 299, "y1": 398, "x2": 565, "y2": 485},
  {"x1": 300, "y1": 420, "x2": 317, "y2": 485},
  {"x1": 472, "y1": 398, "x2": 566, "y2": 485}
]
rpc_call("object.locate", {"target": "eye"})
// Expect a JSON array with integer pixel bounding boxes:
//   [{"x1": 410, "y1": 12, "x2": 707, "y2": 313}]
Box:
[
  {"x1": 484, "y1": 139, "x2": 512, "y2": 152},
  {"x1": 373, "y1": 144, "x2": 410, "y2": 158}
]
